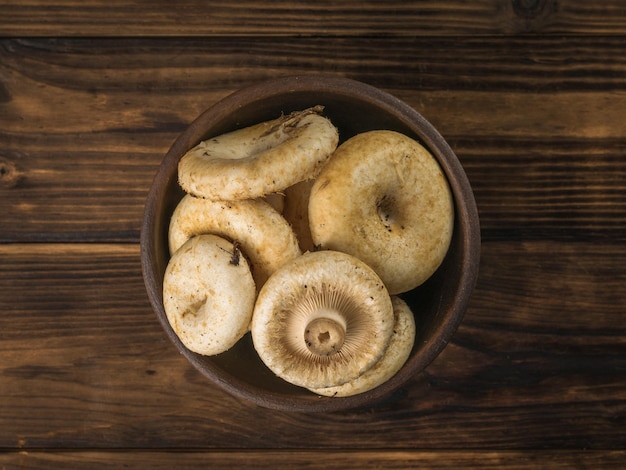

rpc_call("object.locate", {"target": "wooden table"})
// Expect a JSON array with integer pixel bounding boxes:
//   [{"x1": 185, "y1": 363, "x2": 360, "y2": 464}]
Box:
[{"x1": 1, "y1": 1, "x2": 625, "y2": 468}]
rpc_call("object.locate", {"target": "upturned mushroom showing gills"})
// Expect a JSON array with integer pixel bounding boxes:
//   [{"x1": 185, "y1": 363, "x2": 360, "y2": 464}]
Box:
[
  {"x1": 309, "y1": 296, "x2": 416, "y2": 397},
  {"x1": 251, "y1": 250, "x2": 395, "y2": 390}
]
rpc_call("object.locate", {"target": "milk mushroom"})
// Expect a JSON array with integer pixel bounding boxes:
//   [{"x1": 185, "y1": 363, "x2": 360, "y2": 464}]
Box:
[
  {"x1": 163, "y1": 234, "x2": 256, "y2": 356},
  {"x1": 309, "y1": 130, "x2": 454, "y2": 294},
  {"x1": 282, "y1": 179, "x2": 316, "y2": 253},
  {"x1": 251, "y1": 250, "x2": 395, "y2": 390},
  {"x1": 168, "y1": 194, "x2": 301, "y2": 289},
  {"x1": 309, "y1": 296, "x2": 416, "y2": 397},
  {"x1": 177, "y1": 106, "x2": 339, "y2": 200}
]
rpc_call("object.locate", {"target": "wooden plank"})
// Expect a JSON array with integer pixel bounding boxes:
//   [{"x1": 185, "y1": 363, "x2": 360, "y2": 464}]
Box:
[
  {"x1": 1, "y1": 37, "x2": 625, "y2": 242},
  {"x1": 458, "y1": 137, "x2": 626, "y2": 240},
  {"x1": 2, "y1": 36, "x2": 625, "y2": 98},
  {"x1": 0, "y1": 0, "x2": 625, "y2": 37},
  {"x1": 1, "y1": 450, "x2": 625, "y2": 469},
  {"x1": 1, "y1": 241, "x2": 624, "y2": 449},
  {"x1": 2, "y1": 135, "x2": 624, "y2": 242}
]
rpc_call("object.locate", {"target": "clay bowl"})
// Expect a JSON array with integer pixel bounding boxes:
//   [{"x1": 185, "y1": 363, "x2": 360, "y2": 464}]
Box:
[{"x1": 141, "y1": 75, "x2": 480, "y2": 412}]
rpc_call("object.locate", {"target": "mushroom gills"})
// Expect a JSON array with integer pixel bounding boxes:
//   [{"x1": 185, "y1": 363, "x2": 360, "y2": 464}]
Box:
[
  {"x1": 309, "y1": 295, "x2": 416, "y2": 397},
  {"x1": 251, "y1": 250, "x2": 395, "y2": 390}
]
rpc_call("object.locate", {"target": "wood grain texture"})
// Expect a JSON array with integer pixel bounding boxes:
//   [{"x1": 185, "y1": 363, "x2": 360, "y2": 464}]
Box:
[
  {"x1": 1, "y1": 37, "x2": 625, "y2": 242},
  {"x1": 1, "y1": 242, "x2": 624, "y2": 450},
  {"x1": 1, "y1": 450, "x2": 625, "y2": 469},
  {"x1": 2, "y1": 0, "x2": 625, "y2": 464},
  {"x1": 0, "y1": 0, "x2": 625, "y2": 37}
]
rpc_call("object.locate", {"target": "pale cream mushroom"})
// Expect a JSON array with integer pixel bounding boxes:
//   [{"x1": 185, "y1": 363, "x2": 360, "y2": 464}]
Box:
[
  {"x1": 178, "y1": 106, "x2": 339, "y2": 200},
  {"x1": 250, "y1": 250, "x2": 395, "y2": 390},
  {"x1": 168, "y1": 194, "x2": 301, "y2": 289},
  {"x1": 163, "y1": 234, "x2": 256, "y2": 356},
  {"x1": 309, "y1": 130, "x2": 454, "y2": 294},
  {"x1": 281, "y1": 179, "x2": 316, "y2": 253},
  {"x1": 309, "y1": 296, "x2": 416, "y2": 397}
]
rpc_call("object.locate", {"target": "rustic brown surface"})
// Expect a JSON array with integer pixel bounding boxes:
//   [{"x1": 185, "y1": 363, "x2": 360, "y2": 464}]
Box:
[
  {"x1": 1, "y1": 1, "x2": 625, "y2": 467},
  {"x1": 1, "y1": 0, "x2": 625, "y2": 37}
]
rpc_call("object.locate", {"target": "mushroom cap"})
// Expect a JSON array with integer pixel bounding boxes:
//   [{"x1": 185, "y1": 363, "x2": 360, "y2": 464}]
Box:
[
  {"x1": 309, "y1": 130, "x2": 454, "y2": 294},
  {"x1": 163, "y1": 234, "x2": 256, "y2": 356},
  {"x1": 309, "y1": 296, "x2": 416, "y2": 397},
  {"x1": 282, "y1": 179, "x2": 316, "y2": 253},
  {"x1": 177, "y1": 107, "x2": 339, "y2": 200},
  {"x1": 168, "y1": 194, "x2": 301, "y2": 289},
  {"x1": 250, "y1": 250, "x2": 395, "y2": 390}
]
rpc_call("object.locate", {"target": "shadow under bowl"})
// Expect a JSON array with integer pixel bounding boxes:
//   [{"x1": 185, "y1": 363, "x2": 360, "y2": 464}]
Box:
[{"x1": 141, "y1": 75, "x2": 480, "y2": 412}]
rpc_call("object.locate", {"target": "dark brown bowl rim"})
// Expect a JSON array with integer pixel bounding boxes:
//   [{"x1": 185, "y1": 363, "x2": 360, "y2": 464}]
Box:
[{"x1": 141, "y1": 75, "x2": 480, "y2": 412}]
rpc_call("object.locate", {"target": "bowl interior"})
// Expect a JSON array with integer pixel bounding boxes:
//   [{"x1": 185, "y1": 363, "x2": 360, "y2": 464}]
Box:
[{"x1": 141, "y1": 76, "x2": 480, "y2": 412}]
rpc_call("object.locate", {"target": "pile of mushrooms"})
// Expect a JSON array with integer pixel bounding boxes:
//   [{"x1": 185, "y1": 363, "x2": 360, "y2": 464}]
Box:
[{"x1": 162, "y1": 107, "x2": 454, "y2": 397}]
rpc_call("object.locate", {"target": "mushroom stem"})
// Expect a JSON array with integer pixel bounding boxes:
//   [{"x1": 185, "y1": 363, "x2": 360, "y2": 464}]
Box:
[{"x1": 304, "y1": 317, "x2": 345, "y2": 356}]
